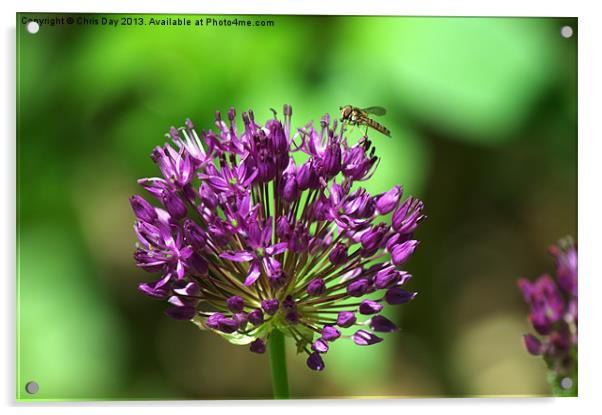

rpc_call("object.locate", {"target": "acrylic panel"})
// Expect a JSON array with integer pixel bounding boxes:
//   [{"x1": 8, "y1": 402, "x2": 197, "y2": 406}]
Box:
[{"x1": 16, "y1": 13, "x2": 577, "y2": 401}]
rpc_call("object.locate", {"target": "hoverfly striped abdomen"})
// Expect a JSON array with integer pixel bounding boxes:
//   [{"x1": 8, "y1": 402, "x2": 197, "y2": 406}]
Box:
[{"x1": 339, "y1": 105, "x2": 391, "y2": 138}]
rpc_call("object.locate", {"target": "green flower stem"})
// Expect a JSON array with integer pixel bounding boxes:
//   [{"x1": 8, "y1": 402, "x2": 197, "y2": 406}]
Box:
[{"x1": 268, "y1": 329, "x2": 290, "y2": 399}]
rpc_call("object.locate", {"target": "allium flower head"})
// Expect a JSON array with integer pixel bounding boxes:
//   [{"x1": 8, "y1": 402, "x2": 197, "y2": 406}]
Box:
[
  {"x1": 131, "y1": 105, "x2": 425, "y2": 371},
  {"x1": 518, "y1": 237, "x2": 577, "y2": 389}
]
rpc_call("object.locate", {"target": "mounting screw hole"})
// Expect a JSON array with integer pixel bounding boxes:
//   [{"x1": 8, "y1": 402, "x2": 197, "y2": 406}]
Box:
[
  {"x1": 560, "y1": 25, "x2": 573, "y2": 39},
  {"x1": 560, "y1": 377, "x2": 573, "y2": 390},
  {"x1": 25, "y1": 381, "x2": 39, "y2": 394},
  {"x1": 26, "y1": 21, "x2": 40, "y2": 34}
]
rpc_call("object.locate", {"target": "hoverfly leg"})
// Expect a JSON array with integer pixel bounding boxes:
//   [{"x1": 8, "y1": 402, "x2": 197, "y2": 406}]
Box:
[{"x1": 348, "y1": 123, "x2": 356, "y2": 136}]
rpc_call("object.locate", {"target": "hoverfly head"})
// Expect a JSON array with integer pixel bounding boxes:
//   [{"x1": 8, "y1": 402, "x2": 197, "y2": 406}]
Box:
[{"x1": 340, "y1": 105, "x2": 352, "y2": 121}]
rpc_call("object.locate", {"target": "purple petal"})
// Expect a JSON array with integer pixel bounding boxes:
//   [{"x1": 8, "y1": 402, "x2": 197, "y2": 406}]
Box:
[
  {"x1": 208, "y1": 224, "x2": 228, "y2": 246},
  {"x1": 218, "y1": 318, "x2": 239, "y2": 334},
  {"x1": 374, "y1": 266, "x2": 400, "y2": 289},
  {"x1": 375, "y1": 185, "x2": 402, "y2": 215},
  {"x1": 164, "y1": 305, "x2": 196, "y2": 320},
  {"x1": 161, "y1": 190, "x2": 187, "y2": 220},
  {"x1": 244, "y1": 261, "x2": 262, "y2": 286},
  {"x1": 265, "y1": 242, "x2": 288, "y2": 256},
  {"x1": 138, "y1": 280, "x2": 170, "y2": 299},
  {"x1": 248, "y1": 309, "x2": 264, "y2": 326},
  {"x1": 530, "y1": 312, "x2": 553, "y2": 336},
  {"x1": 250, "y1": 338, "x2": 266, "y2": 354},
  {"x1": 307, "y1": 278, "x2": 327, "y2": 296},
  {"x1": 206, "y1": 312, "x2": 225, "y2": 329},
  {"x1": 282, "y1": 295, "x2": 296, "y2": 310},
  {"x1": 172, "y1": 280, "x2": 200, "y2": 297},
  {"x1": 336, "y1": 311, "x2": 357, "y2": 328},
  {"x1": 220, "y1": 250, "x2": 254, "y2": 262},
  {"x1": 385, "y1": 287, "x2": 417, "y2": 305},
  {"x1": 261, "y1": 217, "x2": 273, "y2": 246},
  {"x1": 183, "y1": 218, "x2": 206, "y2": 249},
  {"x1": 261, "y1": 299, "x2": 280, "y2": 315},
  {"x1": 167, "y1": 295, "x2": 187, "y2": 307},
  {"x1": 138, "y1": 283, "x2": 168, "y2": 298},
  {"x1": 285, "y1": 311, "x2": 299, "y2": 325},
  {"x1": 130, "y1": 195, "x2": 158, "y2": 223},
  {"x1": 133, "y1": 249, "x2": 165, "y2": 272},
  {"x1": 329, "y1": 243, "x2": 349, "y2": 266},
  {"x1": 227, "y1": 295, "x2": 245, "y2": 313},
  {"x1": 321, "y1": 325, "x2": 341, "y2": 341},
  {"x1": 267, "y1": 269, "x2": 288, "y2": 288},
  {"x1": 178, "y1": 245, "x2": 194, "y2": 261},
  {"x1": 233, "y1": 312, "x2": 248, "y2": 328},
  {"x1": 312, "y1": 339, "x2": 329, "y2": 354},
  {"x1": 523, "y1": 334, "x2": 543, "y2": 355},
  {"x1": 347, "y1": 278, "x2": 370, "y2": 297},
  {"x1": 352, "y1": 330, "x2": 383, "y2": 346},
  {"x1": 306, "y1": 352, "x2": 325, "y2": 371},
  {"x1": 189, "y1": 253, "x2": 208, "y2": 275},
  {"x1": 264, "y1": 256, "x2": 282, "y2": 276},
  {"x1": 138, "y1": 177, "x2": 170, "y2": 199},
  {"x1": 385, "y1": 233, "x2": 401, "y2": 253},
  {"x1": 369, "y1": 315, "x2": 399, "y2": 333},
  {"x1": 175, "y1": 260, "x2": 186, "y2": 279},
  {"x1": 359, "y1": 300, "x2": 384, "y2": 315},
  {"x1": 391, "y1": 240, "x2": 419, "y2": 266}
]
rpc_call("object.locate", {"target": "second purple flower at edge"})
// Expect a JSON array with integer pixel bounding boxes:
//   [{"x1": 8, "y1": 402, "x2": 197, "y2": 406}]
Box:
[
  {"x1": 131, "y1": 105, "x2": 426, "y2": 371},
  {"x1": 519, "y1": 238, "x2": 577, "y2": 385}
]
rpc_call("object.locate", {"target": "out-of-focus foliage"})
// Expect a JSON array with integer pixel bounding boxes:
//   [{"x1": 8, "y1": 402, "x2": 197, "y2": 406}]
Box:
[{"x1": 17, "y1": 14, "x2": 576, "y2": 400}]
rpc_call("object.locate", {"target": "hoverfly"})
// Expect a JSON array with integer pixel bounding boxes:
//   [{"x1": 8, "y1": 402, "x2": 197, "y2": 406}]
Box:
[{"x1": 339, "y1": 105, "x2": 391, "y2": 137}]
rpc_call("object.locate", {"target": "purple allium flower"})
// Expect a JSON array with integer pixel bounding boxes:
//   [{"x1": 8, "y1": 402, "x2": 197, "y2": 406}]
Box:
[
  {"x1": 131, "y1": 105, "x2": 425, "y2": 371},
  {"x1": 518, "y1": 237, "x2": 577, "y2": 389}
]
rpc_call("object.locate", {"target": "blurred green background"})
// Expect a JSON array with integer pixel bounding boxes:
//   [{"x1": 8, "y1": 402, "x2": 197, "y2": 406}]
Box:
[{"x1": 16, "y1": 14, "x2": 577, "y2": 400}]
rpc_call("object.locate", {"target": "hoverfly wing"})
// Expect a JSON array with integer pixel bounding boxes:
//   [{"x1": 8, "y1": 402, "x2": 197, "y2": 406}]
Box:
[{"x1": 361, "y1": 106, "x2": 387, "y2": 116}]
